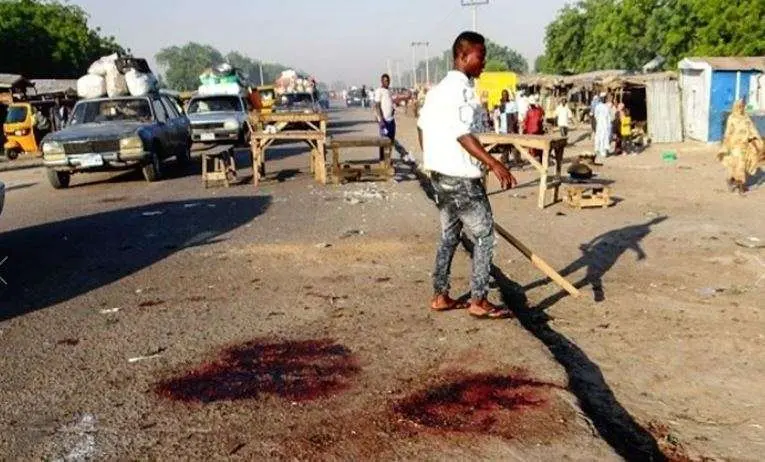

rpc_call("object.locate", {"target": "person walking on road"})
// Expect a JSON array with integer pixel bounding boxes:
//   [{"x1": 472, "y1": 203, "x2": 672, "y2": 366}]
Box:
[
  {"x1": 555, "y1": 98, "x2": 573, "y2": 138},
  {"x1": 594, "y1": 93, "x2": 613, "y2": 163},
  {"x1": 374, "y1": 73, "x2": 411, "y2": 163},
  {"x1": 417, "y1": 31, "x2": 517, "y2": 319}
]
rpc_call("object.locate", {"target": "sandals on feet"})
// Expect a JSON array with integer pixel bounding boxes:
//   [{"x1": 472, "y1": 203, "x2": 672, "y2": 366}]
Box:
[
  {"x1": 430, "y1": 297, "x2": 468, "y2": 312},
  {"x1": 468, "y1": 304, "x2": 514, "y2": 319}
]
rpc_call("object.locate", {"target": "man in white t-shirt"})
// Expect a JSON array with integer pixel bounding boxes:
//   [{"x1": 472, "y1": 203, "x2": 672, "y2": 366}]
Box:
[
  {"x1": 555, "y1": 98, "x2": 574, "y2": 138},
  {"x1": 417, "y1": 31, "x2": 517, "y2": 320}
]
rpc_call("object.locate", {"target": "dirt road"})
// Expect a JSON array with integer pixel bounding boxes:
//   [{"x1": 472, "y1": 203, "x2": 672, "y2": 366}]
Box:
[{"x1": 0, "y1": 107, "x2": 762, "y2": 460}]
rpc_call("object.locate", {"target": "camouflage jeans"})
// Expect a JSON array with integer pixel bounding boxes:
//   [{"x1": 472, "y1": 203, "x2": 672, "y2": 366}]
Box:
[{"x1": 431, "y1": 172, "x2": 495, "y2": 301}]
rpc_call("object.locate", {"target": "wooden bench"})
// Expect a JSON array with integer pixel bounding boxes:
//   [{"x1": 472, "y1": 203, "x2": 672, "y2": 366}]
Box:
[
  {"x1": 563, "y1": 182, "x2": 613, "y2": 209},
  {"x1": 327, "y1": 136, "x2": 393, "y2": 183}
]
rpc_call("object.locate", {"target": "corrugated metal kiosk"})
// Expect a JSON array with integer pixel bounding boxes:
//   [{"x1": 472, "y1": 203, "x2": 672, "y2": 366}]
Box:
[{"x1": 678, "y1": 57, "x2": 765, "y2": 142}]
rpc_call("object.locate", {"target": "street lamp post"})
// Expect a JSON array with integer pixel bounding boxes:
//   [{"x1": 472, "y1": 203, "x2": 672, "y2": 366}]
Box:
[
  {"x1": 411, "y1": 41, "x2": 429, "y2": 87},
  {"x1": 460, "y1": 0, "x2": 489, "y2": 31}
]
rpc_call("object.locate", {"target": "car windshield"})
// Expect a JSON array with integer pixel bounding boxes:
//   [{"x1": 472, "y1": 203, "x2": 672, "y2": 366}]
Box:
[
  {"x1": 5, "y1": 106, "x2": 28, "y2": 124},
  {"x1": 276, "y1": 93, "x2": 314, "y2": 106},
  {"x1": 187, "y1": 96, "x2": 242, "y2": 113},
  {"x1": 348, "y1": 90, "x2": 362, "y2": 98},
  {"x1": 71, "y1": 98, "x2": 153, "y2": 124}
]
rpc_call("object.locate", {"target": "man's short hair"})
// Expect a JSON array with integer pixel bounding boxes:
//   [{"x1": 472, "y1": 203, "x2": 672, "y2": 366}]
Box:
[
  {"x1": 381, "y1": 73, "x2": 390, "y2": 80},
  {"x1": 452, "y1": 31, "x2": 485, "y2": 59}
]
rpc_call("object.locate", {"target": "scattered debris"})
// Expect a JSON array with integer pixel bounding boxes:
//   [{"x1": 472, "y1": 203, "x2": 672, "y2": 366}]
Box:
[
  {"x1": 138, "y1": 300, "x2": 165, "y2": 308},
  {"x1": 735, "y1": 236, "x2": 765, "y2": 249},
  {"x1": 128, "y1": 347, "x2": 166, "y2": 364},
  {"x1": 99, "y1": 308, "x2": 121, "y2": 314},
  {"x1": 141, "y1": 211, "x2": 164, "y2": 217},
  {"x1": 315, "y1": 242, "x2": 332, "y2": 249},
  {"x1": 57, "y1": 338, "x2": 80, "y2": 346},
  {"x1": 229, "y1": 443, "x2": 246, "y2": 456},
  {"x1": 54, "y1": 413, "x2": 97, "y2": 462},
  {"x1": 697, "y1": 287, "x2": 725, "y2": 297},
  {"x1": 340, "y1": 229, "x2": 364, "y2": 239}
]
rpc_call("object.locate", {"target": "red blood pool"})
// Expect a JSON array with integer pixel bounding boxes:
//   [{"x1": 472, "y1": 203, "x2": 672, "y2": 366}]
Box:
[{"x1": 155, "y1": 339, "x2": 359, "y2": 403}]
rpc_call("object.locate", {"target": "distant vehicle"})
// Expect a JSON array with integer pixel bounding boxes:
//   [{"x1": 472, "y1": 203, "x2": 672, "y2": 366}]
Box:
[
  {"x1": 41, "y1": 94, "x2": 191, "y2": 189},
  {"x1": 391, "y1": 87, "x2": 413, "y2": 107},
  {"x1": 186, "y1": 94, "x2": 251, "y2": 145},
  {"x1": 345, "y1": 89, "x2": 363, "y2": 107},
  {"x1": 274, "y1": 92, "x2": 320, "y2": 113},
  {"x1": 318, "y1": 91, "x2": 330, "y2": 110}
]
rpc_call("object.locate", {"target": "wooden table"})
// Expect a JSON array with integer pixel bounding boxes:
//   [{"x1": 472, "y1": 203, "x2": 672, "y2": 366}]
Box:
[
  {"x1": 248, "y1": 111, "x2": 328, "y2": 187},
  {"x1": 327, "y1": 136, "x2": 393, "y2": 183},
  {"x1": 476, "y1": 133, "x2": 568, "y2": 209}
]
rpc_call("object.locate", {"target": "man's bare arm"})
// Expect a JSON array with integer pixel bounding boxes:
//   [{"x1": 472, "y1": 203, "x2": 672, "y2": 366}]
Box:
[
  {"x1": 457, "y1": 134, "x2": 517, "y2": 189},
  {"x1": 375, "y1": 102, "x2": 384, "y2": 124}
]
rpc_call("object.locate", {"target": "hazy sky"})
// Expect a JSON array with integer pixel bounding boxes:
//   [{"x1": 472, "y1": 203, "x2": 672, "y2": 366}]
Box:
[{"x1": 70, "y1": 0, "x2": 568, "y2": 86}]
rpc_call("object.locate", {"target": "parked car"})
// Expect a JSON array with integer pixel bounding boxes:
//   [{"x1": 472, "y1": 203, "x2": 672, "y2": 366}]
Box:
[
  {"x1": 186, "y1": 94, "x2": 251, "y2": 145},
  {"x1": 273, "y1": 92, "x2": 320, "y2": 114},
  {"x1": 41, "y1": 94, "x2": 191, "y2": 188}
]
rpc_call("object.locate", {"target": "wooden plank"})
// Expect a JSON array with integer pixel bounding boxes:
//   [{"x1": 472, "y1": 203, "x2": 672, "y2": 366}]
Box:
[
  {"x1": 251, "y1": 130, "x2": 327, "y2": 141},
  {"x1": 476, "y1": 133, "x2": 566, "y2": 151},
  {"x1": 494, "y1": 223, "x2": 581, "y2": 297},
  {"x1": 251, "y1": 112, "x2": 328, "y2": 124},
  {"x1": 328, "y1": 136, "x2": 392, "y2": 148}
]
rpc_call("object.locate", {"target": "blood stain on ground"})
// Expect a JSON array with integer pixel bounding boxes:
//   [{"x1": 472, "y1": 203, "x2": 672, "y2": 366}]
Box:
[
  {"x1": 155, "y1": 338, "x2": 360, "y2": 403},
  {"x1": 393, "y1": 371, "x2": 567, "y2": 440}
]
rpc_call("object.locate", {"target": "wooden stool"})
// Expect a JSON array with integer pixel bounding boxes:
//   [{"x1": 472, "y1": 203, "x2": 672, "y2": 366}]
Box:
[
  {"x1": 202, "y1": 149, "x2": 237, "y2": 188},
  {"x1": 563, "y1": 183, "x2": 613, "y2": 209}
]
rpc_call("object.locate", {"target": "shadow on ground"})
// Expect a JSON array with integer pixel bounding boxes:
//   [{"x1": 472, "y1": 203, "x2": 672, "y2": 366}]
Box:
[{"x1": 0, "y1": 196, "x2": 271, "y2": 322}]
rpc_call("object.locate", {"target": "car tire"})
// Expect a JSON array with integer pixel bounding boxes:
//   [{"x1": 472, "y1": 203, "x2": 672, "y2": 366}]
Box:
[
  {"x1": 142, "y1": 148, "x2": 163, "y2": 182},
  {"x1": 46, "y1": 169, "x2": 70, "y2": 189},
  {"x1": 4, "y1": 148, "x2": 20, "y2": 161},
  {"x1": 177, "y1": 138, "x2": 192, "y2": 165}
]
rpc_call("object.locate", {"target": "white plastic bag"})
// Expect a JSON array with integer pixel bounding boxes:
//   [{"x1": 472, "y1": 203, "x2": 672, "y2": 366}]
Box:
[
  {"x1": 105, "y1": 67, "x2": 128, "y2": 97},
  {"x1": 125, "y1": 69, "x2": 158, "y2": 96},
  {"x1": 77, "y1": 74, "x2": 107, "y2": 99},
  {"x1": 87, "y1": 53, "x2": 120, "y2": 76}
]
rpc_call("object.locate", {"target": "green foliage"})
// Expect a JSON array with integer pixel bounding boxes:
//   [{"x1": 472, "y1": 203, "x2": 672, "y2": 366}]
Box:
[
  {"x1": 0, "y1": 0, "x2": 124, "y2": 78},
  {"x1": 484, "y1": 59, "x2": 509, "y2": 72},
  {"x1": 534, "y1": 55, "x2": 547, "y2": 73},
  {"x1": 539, "y1": 0, "x2": 765, "y2": 74},
  {"x1": 156, "y1": 43, "x2": 297, "y2": 91},
  {"x1": 485, "y1": 40, "x2": 528, "y2": 73}
]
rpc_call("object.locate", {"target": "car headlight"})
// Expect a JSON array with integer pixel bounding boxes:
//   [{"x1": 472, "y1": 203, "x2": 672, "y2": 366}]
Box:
[
  {"x1": 223, "y1": 119, "x2": 239, "y2": 130},
  {"x1": 42, "y1": 141, "x2": 64, "y2": 158},
  {"x1": 119, "y1": 136, "x2": 144, "y2": 152}
]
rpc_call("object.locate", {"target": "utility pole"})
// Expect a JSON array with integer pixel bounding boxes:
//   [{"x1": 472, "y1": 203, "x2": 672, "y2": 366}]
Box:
[
  {"x1": 411, "y1": 41, "x2": 429, "y2": 88},
  {"x1": 460, "y1": 0, "x2": 489, "y2": 31},
  {"x1": 424, "y1": 42, "x2": 430, "y2": 86},
  {"x1": 258, "y1": 62, "x2": 264, "y2": 86},
  {"x1": 395, "y1": 61, "x2": 402, "y2": 87}
]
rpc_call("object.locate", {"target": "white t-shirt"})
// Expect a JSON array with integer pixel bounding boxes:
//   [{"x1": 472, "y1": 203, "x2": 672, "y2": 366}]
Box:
[
  {"x1": 555, "y1": 105, "x2": 573, "y2": 127},
  {"x1": 417, "y1": 71, "x2": 484, "y2": 179},
  {"x1": 374, "y1": 87, "x2": 395, "y2": 121}
]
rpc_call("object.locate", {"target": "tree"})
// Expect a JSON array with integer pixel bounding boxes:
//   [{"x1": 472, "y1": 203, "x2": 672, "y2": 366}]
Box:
[
  {"x1": 539, "y1": 0, "x2": 765, "y2": 73},
  {"x1": 534, "y1": 55, "x2": 547, "y2": 73},
  {"x1": 156, "y1": 43, "x2": 300, "y2": 91},
  {"x1": 484, "y1": 59, "x2": 509, "y2": 72},
  {"x1": 156, "y1": 43, "x2": 224, "y2": 91},
  {"x1": 485, "y1": 40, "x2": 528, "y2": 73},
  {"x1": 0, "y1": 0, "x2": 124, "y2": 78}
]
